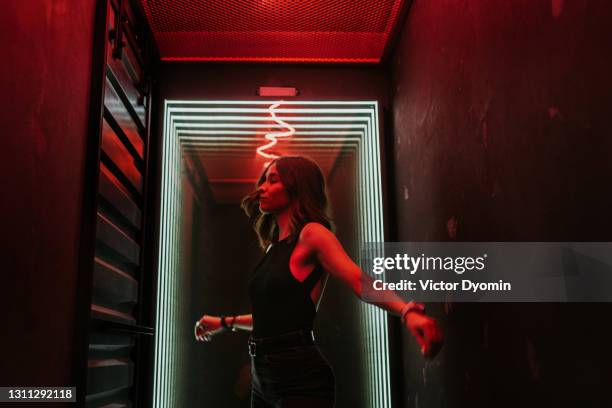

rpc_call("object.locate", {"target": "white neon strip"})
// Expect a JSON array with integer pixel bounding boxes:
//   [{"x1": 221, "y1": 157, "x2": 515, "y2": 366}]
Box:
[
  {"x1": 353, "y1": 102, "x2": 388, "y2": 408},
  {"x1": 171, "y1": 115, "x2": 371, "y2": 123},
  {"x1": 153, "y1": 101, "x2": 170, "y2": 408},
  {"x1": 374, "y1": 107, "x2": 387, "y2": 406},
  {"x1": 176, "y1": 131, "x2": 364, "y2": 138},
  {"x1": 164, "y1": 122, "x2": 171, "y2": 408},
  {"x1": 166, "y1": 99, "x2": 377, "y2": 105},
  {"x1": 178, "y1": 135, "x2": 357, "y2": 141},
  {"x1": 165, "y1": 108, "x2": 172, "y2": 408},
  {"x1": 178, "y1": 134, "x2": 363, "y2": 141},
  {"x1": 374, "y1": 104, "x2": 392, "y2": 407},
  {"x1": 374, "y1": 107, "x2": 387, "y2": 407},
  {"x1": 355, "y1": 142, "x2": 368, "y2": 406},
  {"x1": 364, "y1": 114, "x2": 373, "y2": 404},
  {"x1": 166, "y1": 105, "x2": 376, "y2": 111},
  {"x1": 364, "y1": 115, "x2": 378, "y2": 405},
  {"x1": 168, "y1": 107, "x2": 375, "y2": 114},
  {"x1": 174, "y1": 150, "x2": 179, "y2": 408},
  {"x1": 163, "y1": 101, "x2": 172, "y2": 408},
  {"x1": 170, "y1": 112, "x2": 177, "y2": 406},
  {"x1": 153, "y1": 102, "x2": 163, "y2": 407},
  {"x1": 170, "y1": 125, "x2": 178, "y2": 407},
  {"x1": 173, "y1": 122, "x2": 178, "y2": 404},
  {"x1": 152, "y1": 103, "x2": 163, "y2": 407},
  {"x1": 172, "y1": 122, "x2": 367, "y2": 129},
  {"x1": 175, "y1": 139, "x2": 181, "y2": 406},
  {"x1": 177, "y1": 129, "x2": 365, "y2": 135},
  {"x1": 181, "y1": 142, "x2": 360, "y2": 148}
]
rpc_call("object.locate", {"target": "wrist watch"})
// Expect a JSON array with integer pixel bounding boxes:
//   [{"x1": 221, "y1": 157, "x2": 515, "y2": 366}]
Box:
[{"x1": 221, "y1": 315, "x2": 237, "y2": 332}]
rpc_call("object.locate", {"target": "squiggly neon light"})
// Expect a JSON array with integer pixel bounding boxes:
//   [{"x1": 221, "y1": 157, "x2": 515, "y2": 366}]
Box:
[{"x1": 256, "y1": 102, "x2": 295, "y2": 160}]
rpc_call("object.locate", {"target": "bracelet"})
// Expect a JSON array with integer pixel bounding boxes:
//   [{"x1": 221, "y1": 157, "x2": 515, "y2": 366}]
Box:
[
  {"x1": 221, "y1": 315, "x2": 237, "y2": 332},
  {"x1": 400, "y1": 301, "x2": 425, "y2": 324}
]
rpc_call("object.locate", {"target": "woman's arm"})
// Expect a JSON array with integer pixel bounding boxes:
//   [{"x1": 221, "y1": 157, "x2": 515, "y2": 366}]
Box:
[
  {"x1": 300, "y1": 223, "x2": 443, "y2": 357},
  {"x1": 300, "y1": 223, "x2": 408, "y2": 314},
  {"x1": 231, "y1": 314, "x2": 253, "y2": 332},
  {"x1": 194, "y1": 314, "x2": 253, "y2": 342}
]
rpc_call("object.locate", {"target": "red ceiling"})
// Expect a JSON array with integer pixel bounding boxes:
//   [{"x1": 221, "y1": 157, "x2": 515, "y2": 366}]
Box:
[{"x1": 139, "y1": 0, "x2": 408, "y2": 63}]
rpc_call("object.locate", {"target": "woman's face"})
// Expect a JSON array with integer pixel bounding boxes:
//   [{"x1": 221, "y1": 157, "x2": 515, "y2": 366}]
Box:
[{"x1": 258, "y1": 163, "x2": 291, "y2": 213}]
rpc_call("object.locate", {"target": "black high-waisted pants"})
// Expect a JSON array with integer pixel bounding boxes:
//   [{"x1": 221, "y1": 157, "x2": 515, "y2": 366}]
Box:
[{"x1": 249, "y1": 335, "x2": 335, "y2": 407}]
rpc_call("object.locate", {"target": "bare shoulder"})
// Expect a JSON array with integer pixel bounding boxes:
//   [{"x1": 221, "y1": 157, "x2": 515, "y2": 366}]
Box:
[{"x1": 299, "y1": 222, "x2": 337, "y2": 250}]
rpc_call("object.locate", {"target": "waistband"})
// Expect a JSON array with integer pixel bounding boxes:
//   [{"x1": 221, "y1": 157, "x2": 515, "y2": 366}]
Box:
[{"x1": 248, "y1": 329, "x2": 315, "y2": 357}]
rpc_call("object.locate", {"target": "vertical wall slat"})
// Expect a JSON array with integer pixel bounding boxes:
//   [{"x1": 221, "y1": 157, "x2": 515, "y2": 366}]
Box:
[{"x1": 83, "y1": 1, "x2": 157, "y2": 406}]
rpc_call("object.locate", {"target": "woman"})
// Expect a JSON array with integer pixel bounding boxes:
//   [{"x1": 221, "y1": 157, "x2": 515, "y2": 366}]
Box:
[{"x1": 195, "y1": 156, "x2": 442, "y2": 407}]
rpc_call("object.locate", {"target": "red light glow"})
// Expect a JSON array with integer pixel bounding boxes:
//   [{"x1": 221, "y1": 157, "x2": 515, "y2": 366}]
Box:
[{"x1": 139, "y1": 0, "x2": 407, "y2": 63}]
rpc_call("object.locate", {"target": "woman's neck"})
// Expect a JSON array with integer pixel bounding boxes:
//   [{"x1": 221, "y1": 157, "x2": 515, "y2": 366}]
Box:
[{"x1": 275, "y1": 209, "x2": 293, "y2": 241}]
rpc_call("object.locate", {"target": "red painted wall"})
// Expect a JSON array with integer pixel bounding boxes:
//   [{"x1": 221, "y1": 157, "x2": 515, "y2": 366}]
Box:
[
  {"x1": 0, "y1": 1, "x2": 97, "y2": 386},
  {"x1": 392, "y1": 0, "x2": 612, "y2": 242},
  {"x1": 391, "y1": 1, "x2": 612, "y2": 406}
]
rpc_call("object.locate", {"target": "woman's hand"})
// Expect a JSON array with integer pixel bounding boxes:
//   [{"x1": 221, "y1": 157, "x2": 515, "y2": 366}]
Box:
[
  {"x1": 404, "y1": 311, "x2": 443, "y2": 359},
  {"x1": 194, "y1": 315, "x2": 224, "y2": 342}
]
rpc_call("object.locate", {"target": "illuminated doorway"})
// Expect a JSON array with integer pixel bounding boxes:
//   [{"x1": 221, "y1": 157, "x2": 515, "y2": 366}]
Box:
[{"x1": 154, "y1": 100, "x2": 390, "y2": 407}]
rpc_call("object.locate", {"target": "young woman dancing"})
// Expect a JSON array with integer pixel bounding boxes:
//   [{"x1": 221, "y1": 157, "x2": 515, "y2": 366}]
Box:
[{"x1": 195, "y1": 156, "x2": 442, "y2": 407}]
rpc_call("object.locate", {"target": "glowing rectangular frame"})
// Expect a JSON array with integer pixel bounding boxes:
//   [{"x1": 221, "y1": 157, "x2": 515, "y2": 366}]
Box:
[{"x1": 155, "y1": 100, "x2": 390, "y2": 407}]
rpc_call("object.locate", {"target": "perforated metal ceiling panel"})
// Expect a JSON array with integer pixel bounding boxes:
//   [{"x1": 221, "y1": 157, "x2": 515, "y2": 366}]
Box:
[{"x1": 139, "y1": 0, "x2": 407, "y2": 63}]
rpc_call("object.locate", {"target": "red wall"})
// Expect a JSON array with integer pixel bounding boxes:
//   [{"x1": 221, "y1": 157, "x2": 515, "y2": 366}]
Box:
[
  {"x1": 392, "y1": 0, "x2": 612, "y2": 242},
  {"x1": 0, "y1": 1, "x2": 97, "y2": 386},
  {"x1": 391, "y1": 1, "x2": 612, "y2": 406}
]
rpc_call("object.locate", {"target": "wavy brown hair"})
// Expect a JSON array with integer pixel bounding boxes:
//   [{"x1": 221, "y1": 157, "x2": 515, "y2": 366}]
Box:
[{"x1": 241, "y1": 156, "x2": 334, "y2": 250}]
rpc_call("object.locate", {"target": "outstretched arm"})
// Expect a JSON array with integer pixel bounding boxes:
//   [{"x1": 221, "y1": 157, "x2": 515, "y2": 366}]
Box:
[
  {"x1": 194, "y1": 314, "x2": 253, "y2": 342},
  {"x1": 230, "y1": 314, "x2": 253, "y2": 332},
  {"x1": 300, "y1": 223, "x2": 443, "y2": 358}
]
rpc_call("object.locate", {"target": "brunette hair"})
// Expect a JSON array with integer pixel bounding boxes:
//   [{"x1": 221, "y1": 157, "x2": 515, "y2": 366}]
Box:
[{"x1": 241, "y1": 156, "x2": 333, "y2": 249}]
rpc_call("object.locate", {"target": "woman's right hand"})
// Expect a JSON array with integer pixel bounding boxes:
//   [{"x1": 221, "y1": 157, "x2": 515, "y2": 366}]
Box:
[
  {"x1": 194, "y1": 315, "x2": 224, "y2": 342},
  {"x1": 404, "y1": 311, "x2": 443, "y2": 359}
]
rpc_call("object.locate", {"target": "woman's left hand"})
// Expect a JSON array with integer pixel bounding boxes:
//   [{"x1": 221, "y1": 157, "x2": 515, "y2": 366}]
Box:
[
  {"x1": 194, "y1": 315, "x2": 224, "y2": 342},
  {"x1": 404, "y1": 311, "x2": 443, "y2": 359}
]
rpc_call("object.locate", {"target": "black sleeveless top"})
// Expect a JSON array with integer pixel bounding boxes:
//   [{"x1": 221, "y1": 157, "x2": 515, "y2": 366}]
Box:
[{"x1": 248, "y1": 231, "x2": 326, "y2": 338}]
